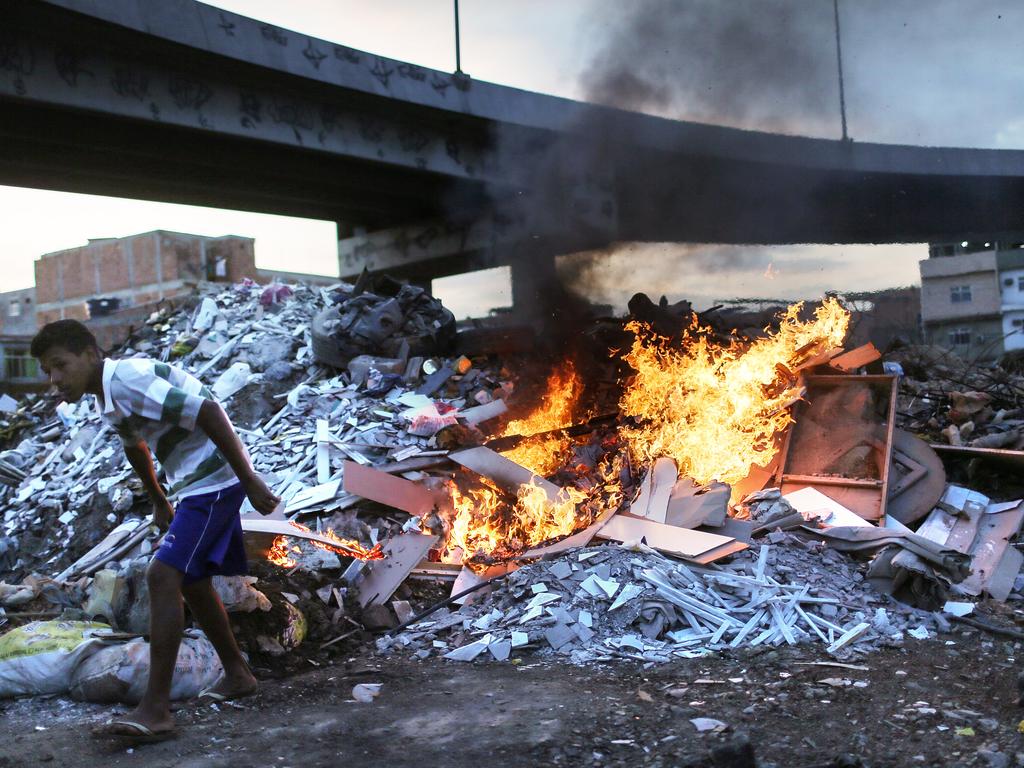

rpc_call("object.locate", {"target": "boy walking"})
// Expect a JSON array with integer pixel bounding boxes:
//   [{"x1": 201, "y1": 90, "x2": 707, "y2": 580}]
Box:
[{"x1": 32, "y1": 319, "x2": 280, "y2": 742}]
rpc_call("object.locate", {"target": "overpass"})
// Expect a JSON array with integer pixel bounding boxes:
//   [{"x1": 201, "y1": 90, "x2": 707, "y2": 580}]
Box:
[{"x1": 4, "y1": 0, "x2": 1024, "y2": 303}]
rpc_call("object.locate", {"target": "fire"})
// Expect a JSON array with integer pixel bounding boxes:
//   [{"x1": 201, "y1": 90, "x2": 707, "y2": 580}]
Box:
[
  {"x1": 443, "y1": 479, "x2": 590, "y2": 565},
  {"x1": 268, "y1": 535, "x2": 300, "y2": 567},
  {"x1": 619, "y1": 298, "x2": 850, "y2": 486},
  {"x1": 266, "y1": 522, "x2": 384, "y2": 567},
  {"x1": 500, "y1": 363, "x2": 585, "y2": 476}
]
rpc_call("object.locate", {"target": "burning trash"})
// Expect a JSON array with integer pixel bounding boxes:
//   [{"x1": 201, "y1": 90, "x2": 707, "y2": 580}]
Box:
[{"x1": 2, "y1": 271, "x2": 1024, "y2": 693}]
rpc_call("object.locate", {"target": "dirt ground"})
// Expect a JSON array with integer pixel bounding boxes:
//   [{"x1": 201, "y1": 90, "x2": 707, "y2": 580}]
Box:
[{"x1": 3, "y1": 630, "x2": 1024, "y2": 768}]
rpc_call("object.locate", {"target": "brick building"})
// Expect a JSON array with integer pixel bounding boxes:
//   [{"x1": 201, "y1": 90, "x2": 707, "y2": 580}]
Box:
[{"x1": 35, "y1": 230, "x2": 258, "y2": 325}]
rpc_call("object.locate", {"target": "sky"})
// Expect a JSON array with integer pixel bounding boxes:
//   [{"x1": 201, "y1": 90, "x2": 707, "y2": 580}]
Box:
[{"x1": 4, "y1": 1, "x2": 1023, "y2": 316}]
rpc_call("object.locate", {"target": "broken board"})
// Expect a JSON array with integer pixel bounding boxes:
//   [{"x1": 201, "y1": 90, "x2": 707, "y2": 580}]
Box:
[
  {"x1": 343, "y1": 460, "x2": 439, "y2": 517},
  {"x1": 357, "y1": 532, "x2": 440, "y2": 607},
  {"x1": 240, "y1": 517, "x2": 369, "y2": 558},
  {"x1": 596, "y1": 515, "x2": 742, "y2": 561},
  {"x1": 450, "y1": 446, "x2": 563, "y2": 503}
]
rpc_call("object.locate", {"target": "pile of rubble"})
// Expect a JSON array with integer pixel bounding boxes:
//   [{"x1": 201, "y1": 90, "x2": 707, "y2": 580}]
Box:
[
  {"x1": 381, "y1": 541, "x2": 940, "y2": 666},
  {"x1": 893, "y1": 345, "x2": 1024, "y2": 450},
  {"x1": 3, "y1": 280, "x2": 1024, "y2": 704}
]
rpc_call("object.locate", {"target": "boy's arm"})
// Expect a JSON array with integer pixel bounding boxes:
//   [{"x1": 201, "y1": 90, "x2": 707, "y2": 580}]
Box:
[
  {"x1": 123, "y1": 440, "x2": 176, "y2": 531},
  {"x1": 196, "y1": 399, "x2": 280, "y2": 515}
]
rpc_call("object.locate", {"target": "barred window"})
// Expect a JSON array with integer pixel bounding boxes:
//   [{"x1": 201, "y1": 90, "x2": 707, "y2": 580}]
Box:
[{"x1": 948, "y1": 328, "x2": 971, "y2": 346}]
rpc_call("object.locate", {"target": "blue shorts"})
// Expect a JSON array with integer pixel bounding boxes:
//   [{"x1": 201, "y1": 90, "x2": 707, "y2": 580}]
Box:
[{"x1": 154, "y1": 483, "x2": 248, "y2": 585}]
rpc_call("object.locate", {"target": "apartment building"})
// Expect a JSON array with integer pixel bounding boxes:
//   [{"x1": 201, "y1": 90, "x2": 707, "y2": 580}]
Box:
[
  {"x1": 0, "y1": 287, "x2": 42, "y2": 389},
  {"x1": 919, "y1": 238, "x2": 1024, "y2": 359}
]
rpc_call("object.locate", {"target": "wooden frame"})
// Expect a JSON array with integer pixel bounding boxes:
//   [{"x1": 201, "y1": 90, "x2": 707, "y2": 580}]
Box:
[{"x1": 774, "y1": 375, "x2": 897, "y2": 521}]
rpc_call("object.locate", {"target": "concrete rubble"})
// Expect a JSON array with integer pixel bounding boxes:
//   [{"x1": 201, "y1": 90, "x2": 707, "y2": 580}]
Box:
[{"x1": 378, "y1": 541, "x2": 944, "y2": 665}]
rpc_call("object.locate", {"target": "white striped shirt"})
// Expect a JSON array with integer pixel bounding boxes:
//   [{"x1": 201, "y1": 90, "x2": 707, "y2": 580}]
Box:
[{"x1": 95, "y1": 358, "x2": 240, "y2": 500}]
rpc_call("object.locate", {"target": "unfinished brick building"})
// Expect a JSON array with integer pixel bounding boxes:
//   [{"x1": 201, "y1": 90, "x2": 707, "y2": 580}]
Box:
[{"x1": 34, "y1": 230, "x2": 258, "y2": 325}]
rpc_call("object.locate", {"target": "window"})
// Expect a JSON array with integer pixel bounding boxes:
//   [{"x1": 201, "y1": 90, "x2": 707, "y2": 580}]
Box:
[
  {"x1": 1005, "y1": 278, "x2": 1015, "y2": 287},
  {"x1": 1013, "y1": 318, "x2": 1024, "y2": 328},
  {"x1": 8, "y1": 301, "x2": 20, "y2": 317},
  {"x1": 950, "y1": 285, "x2": 972, "y2": 303},
  {"x1": 4, "y1": 348, "x2": 38, "y2": 380},
  {"x1": 1018, "y1": 276, "x2": 1024, "y2": 292},
  {"x1": 948, "y1": 328, "x2": 971, "y2": 346}
]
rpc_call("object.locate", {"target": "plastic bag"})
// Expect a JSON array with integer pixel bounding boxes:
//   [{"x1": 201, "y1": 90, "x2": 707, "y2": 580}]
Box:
[
  {"x1": 70, "y1": 632, "x2": 222, "y2": 704},
  {"x1": 0, "y1": 620, "x2": 109, "y2": 698}
]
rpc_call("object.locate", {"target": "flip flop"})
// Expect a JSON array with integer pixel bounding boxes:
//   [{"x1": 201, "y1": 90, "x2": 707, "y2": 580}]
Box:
[{"x1": 92, "y1": 720, "x2": 177, "y2": 743}]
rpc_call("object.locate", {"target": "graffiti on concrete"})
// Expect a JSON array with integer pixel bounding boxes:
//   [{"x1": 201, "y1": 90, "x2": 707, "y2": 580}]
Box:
[
  {"x1": 260, "y1": 25, "x2": 288, "y2": 46},
  {"x1": 169, "y1": 76, "x2": 212, "y2": 110},
  {"x1": 334, "y1": 46, "x2": 361, "y2": 65},
  {"x1": 217, "y1": 13, "x2": 236, "y2": 37},
  {"x1": 358, "y1": 116, "x2": 385, "y2": 144},
  {"x1": 318, "y1": 104, "x2": 344, "y2": 145},
  {"x1": 303, "y1": 40, "x2": 327, "y2": 69},
  {"x1": 430, "y1": 74, "x2": 451, "y2": 98},
  {"x1": 397, "y1": 63, "x2": 426, "y2": 83},
  {"x1": 239, "y1": 91, "x2": 262, "y2": 129},
  {"x1": 111, "y1": 67, "x2": 149, "y2": 100},
  {"x1": 168, "y1": 75, "x2": 213, "y2": 127},
  {"x1": 0, "y1": 32, "x2": 34, "y2": 96},
  {"x1": 398, "y1": 127, "x2": 429, "y2": 153},
  {"x1": 269, "y1": 97, "x2": 314, "y2": 143},
  {"x1": 369, "y1": 57, "x2": 393, "y2": 88},
  {"x1": 54, "y1": 46, "x2": 94, "y2": 88}
]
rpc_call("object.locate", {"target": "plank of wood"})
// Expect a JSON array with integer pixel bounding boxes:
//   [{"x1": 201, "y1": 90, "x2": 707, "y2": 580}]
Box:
[
  {"x1": 828, "y1": 342, "x2": 881, "y2": 373},
  {"x1": 240, "y1": 516, "x2": 368, "y2": 557},
  {"x1": 630, "y1": 457, "x2": 677, "y2": 523},
  {"x1": 930, "y1": 444, "x2": 1024, "y2": 470},
  {"x1": 826, "y1": 621, "x2": 870, "y2": 653},
  {"x1": 450, "y1": 446, "x2": 563, "y2": 503},
  {"x1": 357, "y1": 532, "x2": 440, "y2": 607},
  {"x1": 596, "y1": 515, "x2": 736, "y2": 559},
  {"x1": 342, "y1": 460, "x2": 439, "y2": 517}
]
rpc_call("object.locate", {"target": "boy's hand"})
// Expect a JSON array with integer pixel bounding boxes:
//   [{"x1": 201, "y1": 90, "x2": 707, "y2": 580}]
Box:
[
  {"x1": 153, "y1": 497, "x2": 175, "y2": 532},
  {"x1": 242, "y1": 473, "x2": 281, "y2": 516}
]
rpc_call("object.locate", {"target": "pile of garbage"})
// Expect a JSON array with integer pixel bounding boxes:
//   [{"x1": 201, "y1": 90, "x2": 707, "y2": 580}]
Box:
[
  {"x1": 3, "y1": 280, "x2": 1024, "y2": 706},
  {"x1": 311, "y1": 274, "x2": 456, "y2": 369},
  {"x1": 380, "y1": 541, "x2": 942, "y2": 666},
  {"x1": 893, "y1": 345, "x2": 1024, "y2": 450}
]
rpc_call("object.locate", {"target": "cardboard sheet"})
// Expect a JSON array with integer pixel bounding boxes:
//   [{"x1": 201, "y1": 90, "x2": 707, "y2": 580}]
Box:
[{"x1": 342, "y1": 460, "x2": 439, "y2": 517}]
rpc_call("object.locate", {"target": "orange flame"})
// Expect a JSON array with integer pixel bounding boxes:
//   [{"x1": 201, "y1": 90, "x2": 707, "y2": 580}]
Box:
[
  {"x1": 499, "y1": 363, "x2": 585, "y2": 476},
  {"x1": 619, "y1": 298, "x2": 850, "y2": 486},
  {"x1": 443, "y1": 479, "x2": 590, "y2": 565},
  {"x1": 268, "y1": 535, "x2": 300, "y2": 567},
  {"x1": 266, "y1": 522, "x2": 384, "y2": 567}
]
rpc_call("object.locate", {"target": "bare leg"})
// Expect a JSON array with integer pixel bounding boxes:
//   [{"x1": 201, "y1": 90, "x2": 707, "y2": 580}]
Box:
[
  {"x1": 183, "y1": 578, "x2": 257, "y2": 697},
  {"x1": 118, "y1": 560, "x2": 182, "y2": 733}
]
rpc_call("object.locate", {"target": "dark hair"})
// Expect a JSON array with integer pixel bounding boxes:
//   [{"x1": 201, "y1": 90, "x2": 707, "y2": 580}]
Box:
[{"x1": 30, "y1": 320, "x2": 101, "y2": 359}]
